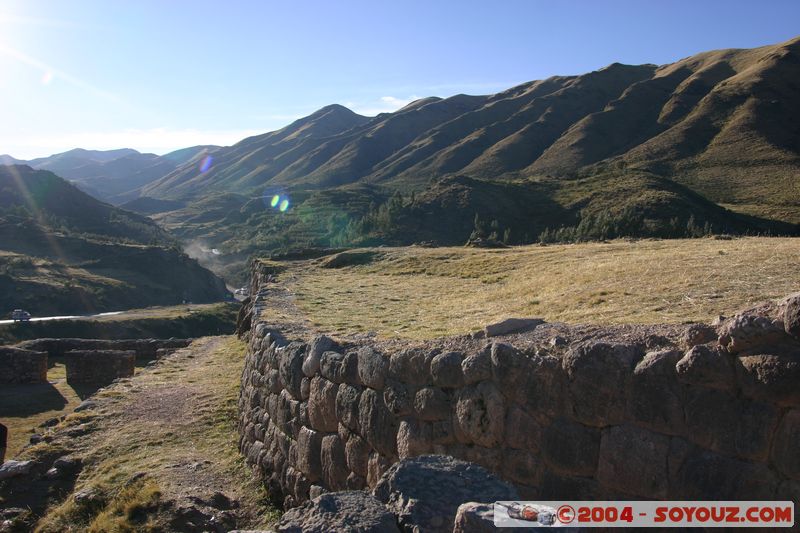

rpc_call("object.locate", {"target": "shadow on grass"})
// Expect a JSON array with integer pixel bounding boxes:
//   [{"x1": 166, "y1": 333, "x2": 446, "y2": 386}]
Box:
[
  {"x1": 0, "y1": 382, "x2": 69, "y2": 417},
  {"x1": 68, "y1": 382, "x2": 104, "y2": 401}
]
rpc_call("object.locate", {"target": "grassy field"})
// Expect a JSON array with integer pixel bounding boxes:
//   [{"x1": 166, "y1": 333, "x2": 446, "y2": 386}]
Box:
[{"x1": 279, "y1": 237, "x2": 800, "y2": 339}]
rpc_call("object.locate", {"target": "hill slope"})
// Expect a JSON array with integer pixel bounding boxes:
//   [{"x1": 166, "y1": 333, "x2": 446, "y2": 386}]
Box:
[
  {"x1": 127, "y1": 36, "x2": 800, "y2": 281},
  {"x1": 0, "y1": 165, "x2": 228, "y2": 314}
]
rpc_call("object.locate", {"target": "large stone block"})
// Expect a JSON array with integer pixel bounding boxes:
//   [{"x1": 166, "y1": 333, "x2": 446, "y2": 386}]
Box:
[
  {"x1": 319, "y1": 350, "x2": 359, "y2": 383},
  {"x1": 501, "y1": 449, "x2": 543, "y2": 486},
  {"x1": 389, "y1": 347, "x2": 436, "y2": 385},
  {"x1": 490, "y1": 342, "x2": 529, "y2": 403},
  {"x1": 357, "y1": 346, "x2": 389, "y2": 390},
  {"x1": 0, "y1": 347, "x2": 47, "y2": 384},
  {"x1": 279, "y1": 342, "x2": 307, "y2": 400},
  {"x1": 461, "y1": 347, "x2": 492, "y2": 385},
  {"x1": 597, "y1": 425, "x2": 670, "y2": 499},
  {"x1": 541, "y1": 418, "x2": 600, "y2": 477},
  {"x1": 302, "y1": 335, "x2": 334, "y2": 377},
  {"x1": 684, "y1": 388, "x2": 779, "y2": 462},
  {"x1": 414, "y1": 386, "x2": 451, "y2": 421},
  {"x1": 345, "y1": 433, "x2": 370, "y2": 477},
  {"x1": 563, "y1": 342, "x2": 641, "y2": 426},
  {"x1": 504, "y1": 406, "x2": 543, "y2": 451},
  {"x1": 278, "y1": 491, "x2": 400, "y2": 533},
  {"x1": 296, "y1": 426, "x2": 322, "y2": 482},
  {"x1": 383, "y1": 379, "x2": 413, "y2": 416},
  {"x1": 308, "y1": 376, "x2": 339, "y2": 433},
  {"x1": 453, "y1": 381, "x2": 505, "y2": 447},
  {"x1": 320, "y1": 434, "x2": 348, "y2": 491},
  {"x1": 64, "y1": 350, "x2": 135, "y2": 385},
  {"x1": 771, "y1": 409, "x2": 800, "y2": 480},
  {"x1": 430, "y1": 351, "x2": 465, "y2": 388},
  {"x1": 670, "y1": 447, "x2": 779, "y2": 500},
  {"x1": 523, "y1": 354, "x2": 567, "y2": 417},
  {"x1": 397, "y1": 418, "x2": 433, "y2": 459},
  {"x1": 718, "y1": 311, "x2": 790, "y2": 354},
  {"x1": 335, "y1": 383, "x2": 361, "y2": 432},
  {"x1": 358, "y1": 388, "x2": 399, "y2": 458},
  {"x1": 373, "y1": 455, "x2": 518, "y2": 533},
  {"x1": 628, "y1": 349, "x2": 685, "y2": 435},
  {"x1": 783, "y1": 292, "x2": 800, "y2": 340},
  {"x1": 736, "y1": 354, "x2": 800, "y2": 407},
  {"x1": 675, "y1": 344, "x2": 736, "y2": 391}
]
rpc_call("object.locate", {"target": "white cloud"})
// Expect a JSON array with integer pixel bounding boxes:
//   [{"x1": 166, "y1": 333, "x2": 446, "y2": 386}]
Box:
[
  {"x1": 347, "y1": 95, "x2": 420, "y2": 116},
  {"x1": 1, "y1": 128, "x2": 265, "y2": 159}
]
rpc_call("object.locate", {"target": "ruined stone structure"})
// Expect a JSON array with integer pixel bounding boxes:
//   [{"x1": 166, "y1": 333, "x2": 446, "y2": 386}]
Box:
[
  {"x1": 238, "y1": 262, "x2": 800, "y2": 510},
  {"x1": 0, "y1": 346, "x2": 47, "y2": 384},
  {"x1": 64, "y1": 350, "x2": 136, "y2": 385},
  {"x1": 16, "y1": 338, "x2": 191, "y2": 361}
]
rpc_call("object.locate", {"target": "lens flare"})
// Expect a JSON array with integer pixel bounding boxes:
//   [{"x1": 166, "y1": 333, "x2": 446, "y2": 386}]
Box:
[
  {"x1": 199, "y1": 155, "x2": 213, "y2": 173},
  {"x1": 279, "y1": 199, "x2": 289, "y2": 212},
  {"x1": 270, "y1": 194, "x2": 280, "y2": 207}
]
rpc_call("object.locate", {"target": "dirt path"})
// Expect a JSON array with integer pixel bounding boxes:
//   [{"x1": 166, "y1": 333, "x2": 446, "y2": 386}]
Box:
[{"x1": 1, "y1": 336, "x2": 278, "y2": 532}]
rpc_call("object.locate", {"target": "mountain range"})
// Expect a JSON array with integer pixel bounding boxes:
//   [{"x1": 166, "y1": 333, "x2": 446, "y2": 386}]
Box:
[
  {"x1": 1, "y1": 145, "x2": 217, "y2": 204},
  {"x1": 3, "y1": 36, "x2": 799, "y2": 283},
  {"x1": 0, "y1": 165, "x2": 228, "y2": 314}
]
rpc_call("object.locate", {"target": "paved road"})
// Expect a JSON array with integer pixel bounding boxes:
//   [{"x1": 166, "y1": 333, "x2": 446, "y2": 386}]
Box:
[{"x1": 0, "y1": 311, "x2": 123, "y2": 325}]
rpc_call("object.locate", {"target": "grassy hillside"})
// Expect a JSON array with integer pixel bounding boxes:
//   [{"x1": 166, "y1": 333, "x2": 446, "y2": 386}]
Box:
[
  {"x1": 262, "y1": 238, "x2": 800, "y2": 339},
  {"x1": 124, "y1": 36, "x2": 800, "y2": 281},
  {"x1": 0, "y1": 165, "x2": 229, "y2": 314}
]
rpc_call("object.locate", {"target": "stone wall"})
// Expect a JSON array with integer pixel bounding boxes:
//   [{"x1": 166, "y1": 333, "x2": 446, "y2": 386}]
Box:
[
  {"x1": 0, "y1": 347, "x2": 47, "y2": 384},
  {"x1": 17, "y1": 338, "x2": 191, "y2": 361},
  {"x1": 64, "y1": 350, "x2": 136, "y2": 385},
  {"x1": 238, "y1": 267, "x2": 800, "y2": 509}
]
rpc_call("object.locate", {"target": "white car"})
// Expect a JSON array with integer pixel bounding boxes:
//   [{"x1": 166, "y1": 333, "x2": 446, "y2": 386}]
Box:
[{"x1": 11, "y1": 309, "x2": 31, "y2": 322}]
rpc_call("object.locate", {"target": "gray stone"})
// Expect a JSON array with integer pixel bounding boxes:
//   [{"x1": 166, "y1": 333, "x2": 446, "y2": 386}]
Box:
[
  {"x1": 671, "y1": 447, "x2": 779, "y2": 500},
  {"x1": 680, "y1": 323, "x2": 717, "y2": 349},
  {"x1": 320, "y1": 434, "x2": 348, "y2": 491},
  {"x1": 523, "y1": 354, "x2": 566, "y2": 417},
  {"x1": 484, "y1": 317, "x2": 543, "y2": 337},
  {"x1": 675, "y1": 344, "x2": 736, "y2": 391},
  {"x1": 414, "y1": 387, "x2": 451, "y2": 421},
  {"x1": 300, "y1": 377, "x2": 311, "y2": 400},
  {"x1": 736, "y1": 354, "x2": 800, "y2": 406},
  {"x1": 307, "y1": 376, "x2": 339, "y2": 433},
  {"x1": 373, "y1": 455, "x2": 519, "y2": 533},
  {"x1": 389, "y1": 348, "x2": 436, "y2": 385},
  {"x1": 303, "y1": 335, "x2": 335, "y2": 377},
  {"x1": 319, "y1": 351, "x2": 359, "y2": 384},
  {"x1": 453, "y1": 502, "x2": 496, "y2": 533},
  {"x1": 335, "y1": 383, "x2": 361, "y2": 432},
  {"x1": 358, "y1": 388, "x2": 398, "y2": 458},
  {"x1": 430, "y1": 351, "x2": 465, "y2": 388},
  {"x1": 0, "y1": 460, "x2": 33, "y2": 480},
  {"x1": 504, "y1": 406, "x2": 543, "y2": 450},
  {"x1": 491, "y1": 342, "x2": 529, "y2": 403},
  {"x1": 629, "y1": 349, "x2": 685, "y2": 435},
  {"x1": 501, "y1": 449, "x2": 542, "y2": 486},
  {"x1": 397, "y1": 418, "x2": 432, "y2": 459},
  {"x1": 383, "y1": 379, "x2": 413, "y2": 416},
  {"x1": 295, "y1": 426, "x2": 322, "y2": 482},
  {"x1": 453, "y1": 381, "x2": 505, "y2": 447},
  {"x1": 718, "y1": 312, "x2": 790, "y2": 354},
  {"x1": 684, "y1": 388, "x2": 779, "y2": 462},
  {"x1": 563, "y1": 342, "x2": 641, "y2": 426},
  {"x1": 461, "y1": 347, "x2": 492, "y2": 385},
  {"x1": 597, "y1": 425, "x2": 670, "y2": 499},
  {"x1": 367, "y1": 452, "x2": 391, "y2": 488},
  {"x1": 541, "y1": 418, "x2": 599, "y2": 477},
  {"x1": 345, "y1": 433, "x2": 370, "y2": 478},
  {"x1": 783, "y1": 293, "x2": 800, "y2": 340},
  {"x1": 279, "y1": 343, "x2": 306, "y2": 400},
  {"x1": 357, "y1": 346, "x2": 389, "y2": 390},
  {"x1": 771, "y1": 409, "x2": 800, "y2": 480},
  {"x1": 278, "y1": 491, "x2": 399, "y2": 533}
]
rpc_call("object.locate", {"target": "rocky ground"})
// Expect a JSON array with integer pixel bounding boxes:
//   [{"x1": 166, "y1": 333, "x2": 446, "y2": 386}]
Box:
[{"x1": 0, "y1": 337, "x2": 279, "y2": 532}]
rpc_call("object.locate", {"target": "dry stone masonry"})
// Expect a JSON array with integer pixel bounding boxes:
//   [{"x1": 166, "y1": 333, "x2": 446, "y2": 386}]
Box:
[
  {"x1": 238, "y1": 264, "x2": 800, "y2": 513},
  {"x1": 64, "y1": 350, "x2": 136, "y2": 385},
  {"x1": 0, "y1": 346, "x2": 47, "y2": 384}
]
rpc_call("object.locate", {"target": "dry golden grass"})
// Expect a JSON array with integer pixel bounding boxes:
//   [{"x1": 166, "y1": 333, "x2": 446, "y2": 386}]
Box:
[{"x1": 281, "y1": 237, "x2": 800, "y2": 339}]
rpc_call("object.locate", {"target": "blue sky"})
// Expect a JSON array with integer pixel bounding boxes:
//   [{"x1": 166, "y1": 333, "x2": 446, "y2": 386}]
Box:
[{"x1": 1, "y1": 0, "x2": 798, "y2": 159}]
